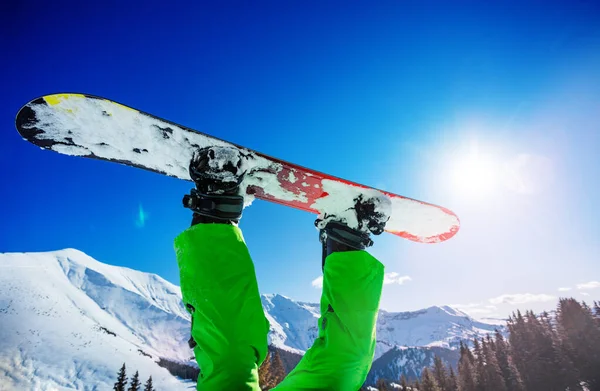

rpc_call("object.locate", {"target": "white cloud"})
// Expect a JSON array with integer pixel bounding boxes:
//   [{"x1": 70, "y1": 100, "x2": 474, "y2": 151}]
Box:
[
  {"x1": 576, "y1": 281, "x2": 600, "y2": 290},
  {"x1": 581, "y1": 292, "x2": 590, "y2": 296},
  {"x1": 450, "y1": 303, "x2": 499, "y2": 317},
  {"x1": 489, "y1": 293, "x2": 556, "y2": 305},
  {"x1": 464, "y1": 308, "x2": 498, "y2": 316},
  {"x1": 450, "y1": 302, "x2": 483, "y2": 309},
  {"x1": 311, "y1": 276, "x2": 323, "y2": 289},
  {"x1": 383, "y1": 272, "x2": 412, "y2": 285},
  {"x1": 558, "y1": 287, "x2": 572, "y2": 292}
]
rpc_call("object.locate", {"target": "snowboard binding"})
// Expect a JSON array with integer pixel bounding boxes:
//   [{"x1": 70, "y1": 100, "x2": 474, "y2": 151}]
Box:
[
  {"x1": 183, "y1": 146, "x2": 247, "y2": 224},
  {"x1": 316, "y1": 193, "x2": 391, "y2": 268}
]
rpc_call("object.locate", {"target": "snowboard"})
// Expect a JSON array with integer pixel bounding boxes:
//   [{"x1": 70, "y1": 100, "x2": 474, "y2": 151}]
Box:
[{"x1": 15, "y1": 93, "x2": 459, "y2": 243}]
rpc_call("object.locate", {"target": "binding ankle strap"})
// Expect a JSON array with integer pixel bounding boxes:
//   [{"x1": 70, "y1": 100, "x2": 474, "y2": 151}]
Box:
[{"x1": 183, "y1": 188, "x2": 244, "y2": 222}]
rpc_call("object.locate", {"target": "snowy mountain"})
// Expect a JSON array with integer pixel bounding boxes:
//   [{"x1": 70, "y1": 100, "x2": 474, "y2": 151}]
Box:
[
  {"x1": 262, "y1": 295, "x2": 498, "y2": 360},
  {"x1": 0, "y1": 250, "x2": 500, "y2": 389},
  {"x1": 375, "y1": 306, "x2": 498, "y2": 356},
  {"x1": 0, "y1": 249, "x2": 194, "y2": 391},
  {"x1": 261, "y1": 294, "x2": 320, "y2": 355}
]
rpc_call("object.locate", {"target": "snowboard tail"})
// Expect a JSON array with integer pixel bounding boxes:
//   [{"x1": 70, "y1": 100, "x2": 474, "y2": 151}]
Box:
[{"x1": 16, "y1": 93, "x2": 459, "y2": 243}]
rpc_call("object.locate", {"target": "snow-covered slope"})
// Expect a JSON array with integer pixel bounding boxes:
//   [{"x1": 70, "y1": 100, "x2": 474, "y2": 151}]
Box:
[
  {"x1": 262, "y1": 296, "x2": 499, "y2": 360},
  {"x1": 261, "y1": 294, "x2": 320, "y2": 354},
  {"x1": 374, "y1": 306, "x2": 498, "y2": 357},
  {"x1": 0, "y1": 249, "x2": 193, "y2": 390},
  {"x1": 0, "y1": 249, "x2": 500, "y2": 389}
]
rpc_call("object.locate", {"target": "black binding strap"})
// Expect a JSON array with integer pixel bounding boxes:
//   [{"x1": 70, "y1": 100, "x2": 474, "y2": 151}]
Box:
[
  {"x1": 318, "y1": 221, "x2": 374, "y2": 271},
  {"x1": 183, "y1": 188, "x2": 244, "y2": 221},
  {"x1": 321, "y1": 221, "x2": 374, "y2": 250}
]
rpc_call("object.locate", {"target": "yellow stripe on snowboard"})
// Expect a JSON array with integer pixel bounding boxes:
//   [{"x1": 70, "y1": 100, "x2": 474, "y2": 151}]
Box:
[
  {"x1": 43, "y1": 93, "x2": 86, "y2": 106},
  {"x1": 43, "y1": 93, "x2": 138, "y2": 116}
]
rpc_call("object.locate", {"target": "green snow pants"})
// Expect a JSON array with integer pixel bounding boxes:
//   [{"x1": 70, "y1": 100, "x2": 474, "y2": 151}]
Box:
[{"x1": 174, "y1": 224, "x2": 384, "y2": 391}]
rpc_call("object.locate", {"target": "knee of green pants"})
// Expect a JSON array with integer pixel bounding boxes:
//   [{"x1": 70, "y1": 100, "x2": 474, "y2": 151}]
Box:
[
  {"x1": 174, "y1": 224, "x2": 269, "y2": 391},
  {"x1": 194, "y1": 346, "x2": 262, "y2": 391},
  {"x1": 175, "y1": 224, "x2": 256, "y2": 307},
  {"x1": 273, "y1": 250, "x2": 384, "y2": 391}
]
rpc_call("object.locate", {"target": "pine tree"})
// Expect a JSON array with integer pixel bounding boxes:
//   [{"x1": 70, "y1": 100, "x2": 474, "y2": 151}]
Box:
[
  {"x1": 421, "y1": 367, "x2": 442, "y2": 391},
  {"x1": 481, "y1": 336, "x2": 507, "y2": 391},
  {"x1": 507, "y1": 311, "x2": 535, "y2": 389},
  {"x1": 258, "y1": 350, "x2": 273, "y2": 389},
  {"x1": 509, "y1": 309, "x2": 580, "y2": 391},
  {"x1": 447, "y1": 367, "x2": 458, "y2": 391},
  {"x1": 535, "y1": 309, "x2": 583, "y2": 390},
  {"x1": 556, "y1": 298, "x2": 600, "y2": 390},
  {"x1": 594, "y1": 301, "x2": 600, "y2": 329},
  {"x1": 128, "y1": 371, "x2": 140, "y2": 391},
  {"x1": 376, "y1": 378, "x2": 389, "y2": 391},
  {"x1": 114, "y1": 363, "x2": 127, "y2": 391},
  {"x1": 432, "y1": 356, "x2": 448, "y2": 390},
  {"x1": 259, "y1": 349, "x2": 286, "y2": 390},
  {"x1": 525, "y1": 310, "x2": 559, "y2": 390},
  {"x1": 539, "y1": 311, "x2": 554, "y2": 331},
  {"x1": 270, "y1": 350, "x2": 286, "y2": 386},
  {"x1": 457, "y1": 342, "x2": 477, "y2": 391},
  {"x1": 473, "y1": 338, "x2": 485, "y2": 391},
  {"x1": 400, "y1": 374, "x2": 408, "y2": 390},
  {"x1": 486, "y1": 334, "x2": 496, "y2": 354},
  {"x1": 143, "y1": 376, "x2": 154, "y2": 391},
  {"x1": 493, "y1": 329, "x2": 524, "y2": 391}
]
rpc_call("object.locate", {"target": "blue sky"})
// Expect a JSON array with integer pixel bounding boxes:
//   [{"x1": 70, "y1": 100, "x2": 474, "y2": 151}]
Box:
[{"x1": 2, "y1": 1, "x2": 599, "y2": 318}]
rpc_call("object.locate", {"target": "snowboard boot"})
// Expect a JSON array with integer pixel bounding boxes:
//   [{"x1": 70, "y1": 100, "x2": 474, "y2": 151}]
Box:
[
  {"x1": 182, "y1": 146, "x2": 246, "y2": 225},
  {"x1": 315, "y1": 193, "x2": 391, "y2": 270}
]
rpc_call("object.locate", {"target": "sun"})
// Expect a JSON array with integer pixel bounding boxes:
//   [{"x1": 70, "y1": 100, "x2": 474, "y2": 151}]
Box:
[{"x1": 450, "y1": 145, "x2": 500, "y2": 198}]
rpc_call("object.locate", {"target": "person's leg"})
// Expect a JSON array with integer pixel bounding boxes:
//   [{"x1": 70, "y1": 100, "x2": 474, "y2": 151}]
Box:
[
  {"x1": 272, "y1": 250, "x2": 384, "y2": 390},
  {"x1": 274, "y1": 194, "x2": 390, "y2": 390},
  {"x1": 175, "y1": 224, "x2": 269, "y2": 391},
  {"x1": 175, "y1": 146, "x2": 269, "y2": 391}
]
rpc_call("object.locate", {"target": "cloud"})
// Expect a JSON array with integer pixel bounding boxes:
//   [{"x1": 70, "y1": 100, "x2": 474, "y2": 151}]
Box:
[
  {"x1": 464, "y1": 308, "x2": 499, "y2": 316},
  {"x1": 448, "y1": 303, "x2": 500, "y2": 318},
  {"x1": 135, "y1": 204, "x2": 148, "y2": 228},
  {"x1": 450, "y1": 302, "x2": 483, "y2": 309},
  {"x1": 311, "y1": 276, "x2": 323, "y2": 289},
  {"x1": 576, "y1": 281, "x2": 600, "y2": 290},
  {"x1": 558, "y1": 287, "x2": 572, "y2": 292},
  {"x1": 383, "y1": 273, "x2": 412, "y2": 285},
  {"x1": 450, "y1": 303, "x2": 499, "y2": 317},
  {"x1": 581, "y1": 292, "x2": 590, "y2": 296},
  {"x1": 489, "y1": 293, "x2": 556, "y2": 305}
]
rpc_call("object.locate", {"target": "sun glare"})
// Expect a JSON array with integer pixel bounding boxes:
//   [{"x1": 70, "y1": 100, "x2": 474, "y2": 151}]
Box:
[
  {"x1": 450, "y1": 145, "x2": 500, "y2": 198},
  {"x1": 443, "y1": 139, "x2": 554, "y2": 201}
]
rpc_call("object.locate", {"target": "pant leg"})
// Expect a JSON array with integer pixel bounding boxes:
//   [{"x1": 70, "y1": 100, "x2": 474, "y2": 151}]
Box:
[
  {"x1": 273, "y1": 250, "x2": 384, "y2": 391},
  {"x1": 174, "y1": 224, "x2": 270, "y2": 391}
]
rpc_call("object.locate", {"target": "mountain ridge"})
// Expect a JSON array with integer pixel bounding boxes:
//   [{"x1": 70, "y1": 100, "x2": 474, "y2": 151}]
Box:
[{"x1": 0, "y1": 249, "x2": 500, "y2": 389}]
